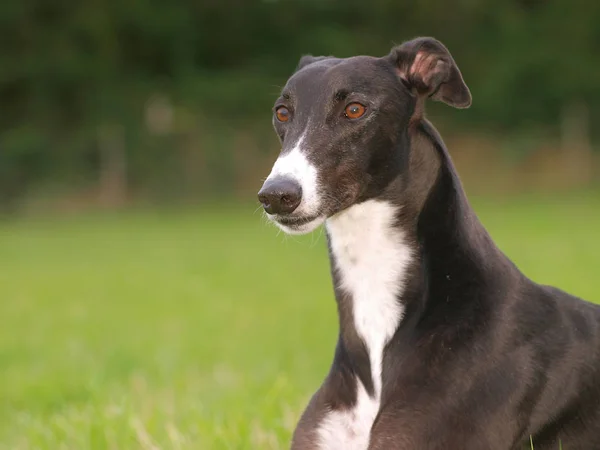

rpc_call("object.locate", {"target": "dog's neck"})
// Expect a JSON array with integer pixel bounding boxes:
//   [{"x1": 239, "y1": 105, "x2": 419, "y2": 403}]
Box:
[{"x1": 324, "y1": 117, "x2": 510, "y2": 400}]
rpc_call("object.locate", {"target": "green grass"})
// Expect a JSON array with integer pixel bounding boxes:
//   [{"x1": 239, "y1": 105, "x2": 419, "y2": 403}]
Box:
[{"x1": 1, "y1": 193, "x2": 600, "y2": 449}]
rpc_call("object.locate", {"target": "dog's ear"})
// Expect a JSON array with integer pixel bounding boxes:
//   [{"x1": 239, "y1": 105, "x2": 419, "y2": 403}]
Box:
[
  {"x1": 387, "y1": 37, "x2": 471, "y2": 109},
  {"x1": 296, "y1": 55, "x2": 330, "y2": 72}
]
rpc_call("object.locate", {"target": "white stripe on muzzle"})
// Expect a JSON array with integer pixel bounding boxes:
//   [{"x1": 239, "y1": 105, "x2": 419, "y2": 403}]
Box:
[{"x1": 265, "y1": 134, "x2": 320, "y2": 217}]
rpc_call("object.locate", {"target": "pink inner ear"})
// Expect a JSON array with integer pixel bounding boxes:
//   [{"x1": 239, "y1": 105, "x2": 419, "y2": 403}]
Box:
[
  {"x1": 396, "y1": 51, "x2": 450, "y2": 94},
  {"x1": 397, "y1": 66, "x2": 409, "y2": 83},
  {"x1": 396, "y1": 52, "x2": 429, "y2": 83},
  {"x1": 411, "y1": 52, "x2": 447, "y2": 87}
]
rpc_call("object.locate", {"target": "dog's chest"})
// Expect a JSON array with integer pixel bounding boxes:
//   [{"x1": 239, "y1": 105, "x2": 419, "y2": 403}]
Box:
[{"x1": 319, "y1": 200, "x2": 412, "y2": 449}]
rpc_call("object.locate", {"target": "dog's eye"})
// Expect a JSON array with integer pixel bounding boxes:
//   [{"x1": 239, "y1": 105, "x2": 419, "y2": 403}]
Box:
[
  {"x1": 275, "y1": 106, "x2": 290, "y2": 123},
  {"x1": 344, "y1": 103, "x2": 366, "y2": 120}
]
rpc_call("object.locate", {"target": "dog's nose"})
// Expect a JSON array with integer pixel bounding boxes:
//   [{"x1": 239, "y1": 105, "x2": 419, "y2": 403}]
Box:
[{"x1": 258, "y1": 177, "x2": 302, "y2": 215}]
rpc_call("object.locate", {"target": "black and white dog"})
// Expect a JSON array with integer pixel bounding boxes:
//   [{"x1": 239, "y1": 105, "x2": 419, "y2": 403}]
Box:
[{"x1": 257, "y1": 37, "x2": 600, "y2": 449}]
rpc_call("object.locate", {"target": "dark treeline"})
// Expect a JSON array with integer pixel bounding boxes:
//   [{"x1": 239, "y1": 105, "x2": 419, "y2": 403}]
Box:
[{"x1": 1, "y1": 0, "x2": 599, "y2": 209}]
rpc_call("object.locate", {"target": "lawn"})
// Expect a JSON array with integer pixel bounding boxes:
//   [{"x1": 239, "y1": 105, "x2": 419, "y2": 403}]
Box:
[{"x1": 1, "y1": 193, "x2": 599, "y2": 449}]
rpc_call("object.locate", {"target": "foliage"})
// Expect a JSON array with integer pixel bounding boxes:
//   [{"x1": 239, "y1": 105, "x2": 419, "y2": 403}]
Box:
[{"x1": 1, "y1": 0, "x2": 599, "y2": 206}]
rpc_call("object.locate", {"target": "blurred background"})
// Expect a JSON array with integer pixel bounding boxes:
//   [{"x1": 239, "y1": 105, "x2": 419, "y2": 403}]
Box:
[
  {"x1": 1, "y1": 1, "x2": 600, "y2": 449},
  {"x1": 2, "y1": 0, "x2": 600, "y2": 212}
]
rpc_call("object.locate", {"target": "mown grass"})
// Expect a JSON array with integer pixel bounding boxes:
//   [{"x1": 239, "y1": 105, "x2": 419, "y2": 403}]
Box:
[{"x1": 1, "y1": 192, "x2": 599, "y2": 449}]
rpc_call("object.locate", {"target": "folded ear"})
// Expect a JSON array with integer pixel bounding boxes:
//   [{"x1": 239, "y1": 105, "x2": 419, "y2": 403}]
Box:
[
  {"x1": 296, "y1": 54, "x2": 331, "y2": 71},
  {"x1": 387, "y1": 37, "x2": 471, "y2": 109}
]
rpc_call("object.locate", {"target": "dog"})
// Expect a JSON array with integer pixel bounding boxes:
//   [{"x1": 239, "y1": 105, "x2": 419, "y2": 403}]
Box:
[{"x1": 257, "y1": 37, "x2": 600, "y2": 449}]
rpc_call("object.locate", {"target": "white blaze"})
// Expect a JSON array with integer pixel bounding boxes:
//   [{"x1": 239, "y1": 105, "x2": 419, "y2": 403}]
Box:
[{"x1": 265, "y1": 134, "x2": 320, "y2": 218}]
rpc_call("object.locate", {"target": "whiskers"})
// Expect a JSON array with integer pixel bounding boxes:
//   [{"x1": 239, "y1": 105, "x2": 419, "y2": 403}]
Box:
[
  {"x1": 305, "y1": 224, "x2": 325, "y2": 248},
  {"x1": 253, "y1": 203, "x2": 265, "y2": 215},
  {"x1": 252, "y1": 189, "x2": 348, "y2": 248}
]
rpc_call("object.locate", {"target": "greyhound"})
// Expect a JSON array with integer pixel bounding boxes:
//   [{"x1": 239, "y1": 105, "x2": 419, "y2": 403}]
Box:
[{"x1": 257, "y1": 37, "x2": 600, "y2": 449}]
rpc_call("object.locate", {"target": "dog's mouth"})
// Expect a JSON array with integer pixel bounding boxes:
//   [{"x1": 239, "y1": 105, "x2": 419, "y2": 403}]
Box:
[
  {"x1": 276, "y1": 214, "x2": 319, "y2": 226},
  {"x1": 268, "y1": 213, "x2": 326, "y2": 235}
]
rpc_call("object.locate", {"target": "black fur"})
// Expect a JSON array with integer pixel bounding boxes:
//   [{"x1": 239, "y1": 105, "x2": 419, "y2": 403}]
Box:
[{"x1": 259, "y1": 37, "x2": 600, "y2": 449}]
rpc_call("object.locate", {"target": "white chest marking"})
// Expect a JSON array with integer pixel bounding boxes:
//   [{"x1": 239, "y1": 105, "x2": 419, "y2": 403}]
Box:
[{"x1": 317, "y1": 200, "x2": 412, "y2": 449}]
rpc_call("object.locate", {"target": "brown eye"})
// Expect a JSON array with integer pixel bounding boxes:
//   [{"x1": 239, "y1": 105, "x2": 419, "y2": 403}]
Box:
[
  {"x1": 275, "y1": 106, "x2": 290, "y2": 122},
  {"x1": 344, "y1": 103, "x2": 366, "y2": 120}
]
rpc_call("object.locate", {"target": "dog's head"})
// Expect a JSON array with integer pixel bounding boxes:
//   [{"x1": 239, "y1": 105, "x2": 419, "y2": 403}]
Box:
[{"x1": 258, "y1": 37, "x2": 471, "y2": 235}]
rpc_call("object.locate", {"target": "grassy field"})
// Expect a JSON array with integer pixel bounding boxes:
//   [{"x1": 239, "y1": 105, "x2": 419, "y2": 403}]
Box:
[{"x1": 1, "y1": 193, "x2": 600, "y2": 449}]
